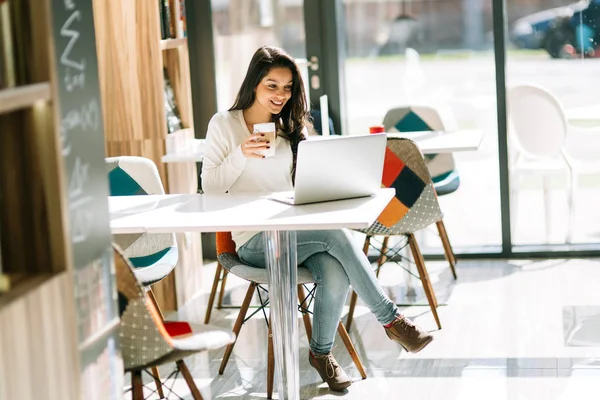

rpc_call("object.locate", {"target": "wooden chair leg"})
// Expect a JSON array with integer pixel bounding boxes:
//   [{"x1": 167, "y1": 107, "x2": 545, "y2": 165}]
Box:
[
  {"x1": 267, "y1": 316, "x2": 275, "y2": 400},
  {"x1": 219, "y1": 283, "x2": 257, "y2": 374},
  {"x1": 407, "y1": 234, "x2": 441, "y2": 329},
  {"x1": 147, "y1": 289, "x2": 165, "y2": 321},
  {"x1": 150, "y1": 366, "x2": 165, "y2": 398},
  {"x1": 177, "y1": 360, "x2": 205, "y2": 400},
  {"x1": 346, "y1": 291, "x2": 359, "y2": 333},
  {"x1": 298, "y1": 285, "x2": 313, "y2": 342},
  {"x1": 204, "y1": 262, "x2": 223, "y2": 324},
  {"x1": 436, "y1": 220, "x2": 457, "y2": 280},
  {"x1": 375, "y1": 236, "x2": 389, "y2": 278},
  {"x1": 217, "y1": 270, "x2": 229, "y2": 309},
  {"x1": 345, "y1": 236, "x2": 371, "y2": 332},
  {"x1": 131, "y1": 370, "x2": 144, "y2": 400},
  {"x1": 337, "y1": 322, "x2": 367, "y2": 379}
]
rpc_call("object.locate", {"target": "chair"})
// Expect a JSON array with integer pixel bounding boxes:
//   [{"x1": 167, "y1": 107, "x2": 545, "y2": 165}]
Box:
[
  {"x1": 382, "y1": 104, "x2": 461, "y2": 196},
  {"x1": 214, "y1": 232, "x2": 367, "y2": 399},
  {"x1": 507, "y1": 84, "x2": 600, "y2": 243},
  {"x1": 114, "y1": 243, "x2": 235, "y2": 400},
  {"x1": 381, "y1": 105, "x2": 458, "y2": 272},
  {"x1": 106, "y1": 156, "x2": 178, "y2": 286},
  {"x1": 346, "y1": 137, "x2": 450, "y2": 332},
  {"x1": 106, "y1": 156, "x2": 179, "y2": 396}
]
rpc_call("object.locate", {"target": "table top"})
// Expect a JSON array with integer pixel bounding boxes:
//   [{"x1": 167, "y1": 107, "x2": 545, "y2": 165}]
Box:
[
  {"x1": 566, "y1": 104, "x2": 600, "y2": 127},
  {"x1": 387, "y1": 130, "x2": 484, "y2": 154},
  {"x1": 109, "y1": 188, "x2": 395, "y2": 234},
  {"x1": 161, "y1": 151, "x2": 204, "y2": 163},
  {"x1": 160, "y1": 130, "x2": 484, "y2": 163},
  {"x1": 162, "y1": 138, "x2": 205, "y2": 163}
]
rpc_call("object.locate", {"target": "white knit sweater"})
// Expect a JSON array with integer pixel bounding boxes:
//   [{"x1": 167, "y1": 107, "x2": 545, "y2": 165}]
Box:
[{"x1": 201, "y1": 110, "x2": 294, "y2": 249}]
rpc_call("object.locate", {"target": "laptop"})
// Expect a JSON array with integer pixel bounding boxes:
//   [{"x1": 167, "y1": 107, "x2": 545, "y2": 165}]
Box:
[{"x1": 269, "y1": 133, "x2": 387, "y2": 205}]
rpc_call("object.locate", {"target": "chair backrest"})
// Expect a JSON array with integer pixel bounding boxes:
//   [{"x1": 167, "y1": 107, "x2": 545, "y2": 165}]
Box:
[
  {"x1": 216, "y1": 232, "x2": 236, "y2": 256},
  {"x1": 113, "y1": 244, "x2": 175, "y2": 370},
  {"x1": 106, "y1": 156, "x2": 177, "y2": 285},
  {"x1": 364, "y1": 137, "x2": 443, "y2": 236},
  {"x1": 508, "y1": 84, "x2": 567, "y2": 158},
  {"x1": 382, "y1": 105, "x2": 459, "y2": 189}
]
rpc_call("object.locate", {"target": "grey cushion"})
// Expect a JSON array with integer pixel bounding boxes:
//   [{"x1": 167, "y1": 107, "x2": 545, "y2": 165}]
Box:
[{"x1": 218, "y1": 252, "x2": 316, "y2": 285}]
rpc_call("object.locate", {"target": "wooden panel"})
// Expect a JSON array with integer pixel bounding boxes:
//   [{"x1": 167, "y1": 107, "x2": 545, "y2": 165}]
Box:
[
  {"x1": 92, "y1": 0, "x2": 168, "y2": 186},
  {"x1": 163, "y1": 46, "x2": 194, "y2": 129},
  {"x1": 164, "y1": 130, "x2": 203, "y2": 306},
  {"x1": 91, "y1": 0, "x2": 205, "y2": 312},
  {"x1": 0, "y1": 274, "x2": 78, "y2": 400}
]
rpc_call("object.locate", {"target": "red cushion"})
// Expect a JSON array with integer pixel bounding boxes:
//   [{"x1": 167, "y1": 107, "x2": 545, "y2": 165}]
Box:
[
  {"x1": 164, "y1": 321, "x2": 193, "y2": 337},
  {"x1": 382, "y1": 147, "x2": 406, "y2": 187}
]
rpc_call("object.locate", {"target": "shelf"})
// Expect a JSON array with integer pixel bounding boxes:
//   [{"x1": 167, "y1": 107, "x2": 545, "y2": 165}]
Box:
[
  {"x1": 160, "y1": 37, "x2": 187, "y2": 50},
  {"x1": 0, "y1": 273, "x2": 54, "y2": 309},
  {"x1": 0, "y1": 82, "x2": 52, "y2": 114}
]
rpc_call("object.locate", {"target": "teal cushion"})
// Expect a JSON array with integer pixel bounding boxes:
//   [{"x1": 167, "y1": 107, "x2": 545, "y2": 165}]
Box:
[
  {"x1": 394, "y1": 111, "x2": 432, "y2": 132},
  {"x1": 129, "y1": 247, "x2": 172, "y2": 268},
  {"x1": 108, "y1": 166, "x2": 147, "y2": 196}
]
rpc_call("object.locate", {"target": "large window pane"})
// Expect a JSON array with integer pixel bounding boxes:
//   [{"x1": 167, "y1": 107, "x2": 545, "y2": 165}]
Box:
[
  {"x1": 211, "y1": 0, "x2": 307, "y2": 111},
  {"x1": 343, "y1": 0, "x2": 502, "y2": 250},
  {"x1": 506, "y1": 0, "x2": 600, "y2": 245}
]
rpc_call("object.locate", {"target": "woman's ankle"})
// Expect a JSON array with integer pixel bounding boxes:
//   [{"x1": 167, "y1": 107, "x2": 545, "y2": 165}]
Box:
[{"x1": 383, "y1": 313, "x2": 404, "y2": 328}]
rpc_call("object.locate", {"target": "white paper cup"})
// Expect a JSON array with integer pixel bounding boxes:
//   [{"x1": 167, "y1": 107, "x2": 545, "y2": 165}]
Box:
[{"x1": 254, "y1": 122, "x2": 276, "y2": 157}]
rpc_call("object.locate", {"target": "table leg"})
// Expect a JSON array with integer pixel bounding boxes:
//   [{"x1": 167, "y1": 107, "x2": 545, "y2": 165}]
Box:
[{"x1": 264, "y1": 230, "x2": 299, "y2": 400}]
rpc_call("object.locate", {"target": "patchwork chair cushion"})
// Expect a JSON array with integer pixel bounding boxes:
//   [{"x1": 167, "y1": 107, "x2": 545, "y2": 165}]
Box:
[
  {"x1": 217, "y1": 232, "x2": 316, "y2": 284},
  {"x1": 115, "y1": 244, "x2": 235, "y2": 371},
  {"x1": 217, "y1": 252, "x2": 316, "y2": 284},
  {"x1": 382, "y1": 105, "x2": 460, "y2": 195},
  {"x1": 106, "y1": 156, "x2": 178, "y2": 286},
  {"x1": 359, "y1": 138, "x2": 443, "y2": 236}
]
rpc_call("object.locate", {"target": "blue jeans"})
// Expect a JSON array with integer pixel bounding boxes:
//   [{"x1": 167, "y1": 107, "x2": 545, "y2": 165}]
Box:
[{"x1": 237, "y1": 229, "x2": 400, "y2": 355}]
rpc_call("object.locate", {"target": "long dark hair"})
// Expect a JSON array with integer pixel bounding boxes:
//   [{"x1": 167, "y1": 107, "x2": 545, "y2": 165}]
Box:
[{"x1": 229, "y1": 46, "x2": 308, "y2": 183}]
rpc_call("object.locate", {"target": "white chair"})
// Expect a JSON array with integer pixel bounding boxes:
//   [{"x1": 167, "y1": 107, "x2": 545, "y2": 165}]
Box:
[{"x1": 507, "y1": 84, "x2": 600, "y2": 243}]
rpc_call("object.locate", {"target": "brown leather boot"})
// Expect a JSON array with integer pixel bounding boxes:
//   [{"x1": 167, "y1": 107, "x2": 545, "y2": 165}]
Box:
[
  {"x1": 309, "y1": 351, "x2": 352, "y2": 391},
  {"x1": 385, "y1": 315, "x2": 434, "y2": 353}
]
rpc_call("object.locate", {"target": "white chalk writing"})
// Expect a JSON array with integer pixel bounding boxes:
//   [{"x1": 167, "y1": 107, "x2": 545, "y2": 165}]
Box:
[
  {"x1": 60, "y1": 10, "x2": 86, "y2": 92},
  {"x1": 63, "y1": 99, "x2": 100, "y2": 134}
]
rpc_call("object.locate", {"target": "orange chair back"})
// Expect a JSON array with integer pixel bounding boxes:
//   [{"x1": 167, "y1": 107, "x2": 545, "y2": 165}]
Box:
[{"x1": 216, "y1": 232, "x2": 236, "y2": 256}]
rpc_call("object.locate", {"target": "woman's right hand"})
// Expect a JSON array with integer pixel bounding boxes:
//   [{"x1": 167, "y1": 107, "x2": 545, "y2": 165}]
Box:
[{"x1": 241, "y1": 133, "x2": 271, "y2": 159}]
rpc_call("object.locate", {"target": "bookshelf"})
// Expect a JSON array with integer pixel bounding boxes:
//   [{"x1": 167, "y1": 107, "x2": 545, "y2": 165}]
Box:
[
  {"x1": 0, "y1": 83, "x2": 52, "y2": 113},
  {"x1": 160, "y1": 37, "x2": 188, "y2": 50},
  {"x1": 93, "y1": 0, "x2": 200, "y2": 311},
  {"x1": 1, "y1": 0, "x2": 122, "y2": 398}
]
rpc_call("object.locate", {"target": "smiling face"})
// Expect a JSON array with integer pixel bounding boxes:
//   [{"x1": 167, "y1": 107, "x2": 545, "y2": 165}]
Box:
[{"x1": 254, "y1": 67, "x2": 293, "y2": 116}]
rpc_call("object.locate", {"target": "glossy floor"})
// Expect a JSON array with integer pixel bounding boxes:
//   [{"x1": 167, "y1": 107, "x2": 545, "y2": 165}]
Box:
[{"x1": 133, "y1": 257, "x2": 600, "y2": 399}]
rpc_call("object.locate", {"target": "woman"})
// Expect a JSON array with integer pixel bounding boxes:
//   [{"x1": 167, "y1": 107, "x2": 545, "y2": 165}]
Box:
[{"x1": 202, "y1": 46, "x2": 433, "y2": 392}]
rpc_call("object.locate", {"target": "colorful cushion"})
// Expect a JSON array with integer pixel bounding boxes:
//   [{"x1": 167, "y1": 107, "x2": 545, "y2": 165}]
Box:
[{"x1": 383, "y1": 106, "x2": 460, "y2": 196}]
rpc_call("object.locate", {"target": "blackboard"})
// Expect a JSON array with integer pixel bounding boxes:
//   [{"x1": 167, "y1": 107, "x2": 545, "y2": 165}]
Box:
[
  {"x1": 49, "y1": 1, "x2": 122, "y2": 397},
  {"x1": 50, "y1": 0, "x2": 111, "y2": 267}
]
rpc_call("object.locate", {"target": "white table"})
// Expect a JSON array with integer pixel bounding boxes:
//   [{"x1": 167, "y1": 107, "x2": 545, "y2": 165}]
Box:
[
  {"x1": 161, "y1": 131, "x2": 485, "y2": 163},
  {"x1": 109, "y1": 189, "x2": 395, "y2": 400},
  {"x1": 565, "y1": 104, "x2": 600, "y2": 127},
  {"x1": 387, "y1": 129, "x2": 484, "y2": 154},
  {"x1": 161, "y1": 138, "x2": 205, "y2": 163}
]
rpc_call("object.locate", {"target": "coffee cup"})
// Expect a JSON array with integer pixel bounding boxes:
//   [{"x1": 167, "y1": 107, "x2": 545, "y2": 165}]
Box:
[{"x1": 253, "y1": 122, "x2": 276, "y2": 157}]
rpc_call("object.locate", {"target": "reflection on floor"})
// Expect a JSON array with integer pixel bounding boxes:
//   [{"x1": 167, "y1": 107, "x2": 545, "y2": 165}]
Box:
[{"x1": 132, "y1": 257, "x2": 600, "y2": 400}]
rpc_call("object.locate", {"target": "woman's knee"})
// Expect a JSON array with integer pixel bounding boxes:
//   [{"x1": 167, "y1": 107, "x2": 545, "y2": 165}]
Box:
[
  {"x1": 317, "y1": 229, "x2": 355, "y2": 250},
  {"x1": 308, "y1": 252, "x2": 350, "y2": 291}
]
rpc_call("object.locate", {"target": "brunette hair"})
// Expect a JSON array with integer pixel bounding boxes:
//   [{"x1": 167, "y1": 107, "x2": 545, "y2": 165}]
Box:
[{"x1": 229, "y1": 46, "x2": 308, "y2": 182}]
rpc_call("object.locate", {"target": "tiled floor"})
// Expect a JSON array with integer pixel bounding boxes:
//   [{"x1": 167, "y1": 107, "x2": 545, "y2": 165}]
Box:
[{"x1": 135, "y1": 256, "x2": 600, "y2": 400}]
